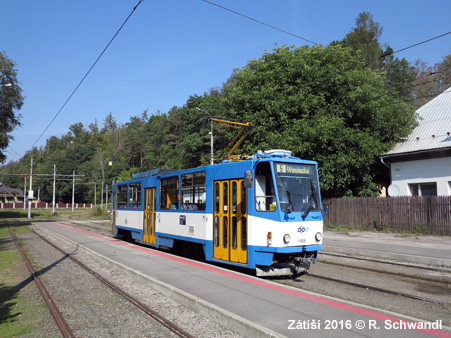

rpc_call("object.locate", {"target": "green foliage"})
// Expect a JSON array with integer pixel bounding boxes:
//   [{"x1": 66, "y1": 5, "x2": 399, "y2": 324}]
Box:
[
  {"x1": 414, "y1": 52, "x2": 451, "y2": 107},
  {"x1": 222, "y1": 44, "x2": 417, "y2": 197},
  {"x1": 0, "y1": 52, "x2": 25, "y2": 163},
  {"x1": 0, "y1": 12, "x2": 429, "y2": 199},
  {"x1": 341, "y1": 11, "x2": 383, "y2": 70}
]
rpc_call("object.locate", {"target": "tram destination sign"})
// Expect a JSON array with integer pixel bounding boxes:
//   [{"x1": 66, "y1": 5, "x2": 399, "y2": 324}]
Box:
[{"x1": 276, "y1": 164, "x2": 310, "y2": 175}]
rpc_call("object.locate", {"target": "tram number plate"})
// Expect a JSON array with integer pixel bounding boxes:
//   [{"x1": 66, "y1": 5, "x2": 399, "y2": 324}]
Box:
[{"x1": 298, "y1": 239, "x2": 306, "y2": 244}]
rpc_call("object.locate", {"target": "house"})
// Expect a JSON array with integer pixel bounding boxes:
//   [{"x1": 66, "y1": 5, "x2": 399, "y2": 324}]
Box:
[
  {"x1": 0, "y1": 183, "x2": 25, "y2": 203},
  {"x1": 380, "y1": 87, "x2": 451, "y2": 196}
]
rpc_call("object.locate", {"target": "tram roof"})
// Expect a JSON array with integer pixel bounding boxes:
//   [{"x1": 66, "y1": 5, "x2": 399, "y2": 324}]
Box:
[{"x1": 130, "y1": 150, "x2": 317, "y2": 181}]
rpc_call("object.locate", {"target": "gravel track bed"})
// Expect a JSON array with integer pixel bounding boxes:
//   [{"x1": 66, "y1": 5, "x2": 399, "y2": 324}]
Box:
[
  {"x1": 275, "y1": 259, "x2": 451, "y2": 326},
  {"x1": 19, "y1": 226, "x2": 243, "y2": 338}
]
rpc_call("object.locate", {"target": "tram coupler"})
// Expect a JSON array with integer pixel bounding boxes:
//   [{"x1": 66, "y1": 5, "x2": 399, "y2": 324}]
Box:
[{"x1": 294, "y1": 256, "x2": 317, "y2": 265}]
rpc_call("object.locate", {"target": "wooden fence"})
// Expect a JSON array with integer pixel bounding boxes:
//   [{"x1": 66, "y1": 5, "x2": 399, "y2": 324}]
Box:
[{"x1": 323, "y1": 196, "x2": 451, "y2": 235}]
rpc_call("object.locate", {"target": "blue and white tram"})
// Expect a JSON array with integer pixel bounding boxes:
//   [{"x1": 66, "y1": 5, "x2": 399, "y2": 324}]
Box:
[{"x1": 111, "y1": 150, "x2": 324, "y2": 276}]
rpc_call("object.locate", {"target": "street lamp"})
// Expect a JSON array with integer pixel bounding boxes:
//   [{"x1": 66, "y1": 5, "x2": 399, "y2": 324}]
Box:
[
  {"x1": 196, "y1": 107, "x2": 214, "y2": 165},
  {"x1": 0, "y1": 83, "x2": 12, "y2": 87}
]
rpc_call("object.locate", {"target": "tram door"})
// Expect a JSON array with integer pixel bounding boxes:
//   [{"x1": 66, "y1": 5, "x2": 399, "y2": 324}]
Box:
[
  {"x1": 143, "y1": 188, "x2": 156, "y2": 245},
  {"x1": 213, "y1": 179, "x2": 247, "y2": 264},
  {"x1": 112, "y1": 192, "x2": 117, "y2": 235}
]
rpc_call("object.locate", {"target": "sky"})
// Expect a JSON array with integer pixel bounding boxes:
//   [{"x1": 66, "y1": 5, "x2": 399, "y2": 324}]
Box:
[{"x1": 2, "y1": 0, "x2": 451, "y2": 164}]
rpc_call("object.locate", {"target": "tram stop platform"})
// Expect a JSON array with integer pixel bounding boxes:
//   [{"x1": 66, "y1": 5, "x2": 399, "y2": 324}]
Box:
[
  {"x1": 35, "y1": 222, "x2": 451, "y2": 338},
  {"x1": 322, "y1": 230, "x2": 451, "y2": 269}
]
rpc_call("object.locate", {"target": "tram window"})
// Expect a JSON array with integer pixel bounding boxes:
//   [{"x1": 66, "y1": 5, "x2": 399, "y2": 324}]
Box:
[
  {"x1": 254, "y1": 162, "x2": 276, "y2": 212},
  {"x1": 223, "y1": 182, "x2": 228, "y2": 213},
  {"x1": 214, "y1": 182, "x2": 220, "y2": 213},
  {"x1": 181, "y1": 172, "x2": 206, "y2": 211},
  {"x1": 117, "y1": 184, "x2": 128, "y2": 209},
  {"x1": 232, "y1": 181, "x2": 237, "y2": 213},
  {"x1": 240, "y1": 181, "x2": 246, "y2": 214},
  {"x1": 160, "y1": 176, "x2": 179, "y2": 210},
  {"x1": 214, "y1": 216, "x2": 219, "y2": 247},
  {"x1": 232, "y1": 217, "x2": 237, "y2": 250},
  {"x1": 241, "y1": 217, "x2": 247, "y2": 251},
  {"x1": 223, "y1": 216, "x2": 228, "y2": 248},
  {"x1": 273, "y1": 163, "x2": 320, "y2": 213},
  {"x1": 129, "y1": 182, "x2": 141, "y2": 209}
]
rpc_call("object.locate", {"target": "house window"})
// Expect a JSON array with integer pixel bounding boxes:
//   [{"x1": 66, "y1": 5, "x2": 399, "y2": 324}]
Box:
[{"x1": 409, "y1": 183, "x2": 437, "y2": 196}]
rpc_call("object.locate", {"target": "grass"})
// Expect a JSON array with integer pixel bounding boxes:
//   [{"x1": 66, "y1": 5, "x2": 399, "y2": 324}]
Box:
[
  {"x1": 0, "y1": 225, "x2": 50, "y2": 337},
  {"x1": 0, "y1": 207, "x2": 111, "y2": 225}
]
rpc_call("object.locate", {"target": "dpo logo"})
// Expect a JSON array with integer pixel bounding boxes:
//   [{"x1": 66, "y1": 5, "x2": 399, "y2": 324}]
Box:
[{"x1": 298, "y1": 226, "x2": 309, "y2": 233}]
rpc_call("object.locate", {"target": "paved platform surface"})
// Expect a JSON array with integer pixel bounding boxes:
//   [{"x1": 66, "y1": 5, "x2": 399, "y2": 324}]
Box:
[
  {"x1": 35, "y1": 221, "x2": 451, "y2": 338},
  {"x1": 322, "y1": 230, "x2": 451, "y2": 268}
]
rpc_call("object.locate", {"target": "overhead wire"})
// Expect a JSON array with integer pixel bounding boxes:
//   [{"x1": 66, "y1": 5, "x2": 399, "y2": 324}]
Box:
[
  {"x1": 381, "y1": 31, "x2": 451, "y2": 58},
  {"x1": 16, "y1": 0, "x2": 451, "y2": 160},
  {"x1": 30, "y1": 0, "x2": 145, "y2": 150},
  {"x1": 201, "y1": 0, "x2": 318, "y2": 45},
  {"x1": 200, "y1": 1, "x2": 450, "y2": 103}
]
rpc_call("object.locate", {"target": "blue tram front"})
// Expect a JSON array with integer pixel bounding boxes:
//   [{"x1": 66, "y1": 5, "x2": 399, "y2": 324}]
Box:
[{"x1": 112, "y1": 150, "x2": 324, "y2": 276}]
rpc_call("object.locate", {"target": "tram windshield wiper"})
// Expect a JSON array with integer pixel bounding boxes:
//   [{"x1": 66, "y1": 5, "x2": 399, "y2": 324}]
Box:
[{"x1": 302, "y1": 180, "x2": 318, "y2": 221}]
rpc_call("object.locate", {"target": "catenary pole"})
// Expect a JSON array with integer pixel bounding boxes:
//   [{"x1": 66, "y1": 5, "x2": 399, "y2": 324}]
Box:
[
  {"x1": 52, "y1": 165, "x2": 56, "y2": 214},
  {"x1": 28, "y1": 157, "x2": 33, "y2": 219}
]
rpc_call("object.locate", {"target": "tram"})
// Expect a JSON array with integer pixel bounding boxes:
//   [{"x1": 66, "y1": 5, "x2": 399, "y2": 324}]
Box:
[{"x1": 111, "y1": 150, "x2": 324, "y2": 276}]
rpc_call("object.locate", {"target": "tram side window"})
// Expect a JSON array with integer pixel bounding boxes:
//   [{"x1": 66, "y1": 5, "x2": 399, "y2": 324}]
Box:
[
  {"x1": 129, "y1": 182, "x2": 141, "y2": 209},
  {"x1": 117, "y1": 184, "x2": 128, "y2": 209},
  {"x1": 181, "y1": 172, "x2": 206, "y2": 211},
  {"x1": 160, "y1": 176, "x2": 179, "y2": 210},
  {"x1": 255, "y1": 162, "x2": 276, "y2": 212}
]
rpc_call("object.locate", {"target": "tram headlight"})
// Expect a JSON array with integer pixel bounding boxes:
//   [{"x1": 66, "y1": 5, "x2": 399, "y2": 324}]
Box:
[
  {"x1": 315, "y1": 232, "x2": 322, "y2": 242},
  {"x1": 283, "y1": 234, "x2": 291, "y2": 244}
]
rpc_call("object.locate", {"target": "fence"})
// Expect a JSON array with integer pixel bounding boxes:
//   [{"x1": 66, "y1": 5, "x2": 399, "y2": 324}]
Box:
[
  {"x1": 323, "y1": 196, "x2": 451, "y2": 236},
  {"x1": 0, "y1": 202, "x2": 93, "y2": 209}
]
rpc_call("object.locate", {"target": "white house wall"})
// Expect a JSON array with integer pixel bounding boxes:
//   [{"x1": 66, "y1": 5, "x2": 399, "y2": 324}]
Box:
[{"x1": 390, "y1": 157, "x2": 451, "y2": 196}]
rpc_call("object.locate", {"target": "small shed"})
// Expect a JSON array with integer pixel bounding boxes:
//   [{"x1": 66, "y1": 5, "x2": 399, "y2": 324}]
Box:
[{"x1": 0, "y1": 182, "x2": 25, "y2": 203}]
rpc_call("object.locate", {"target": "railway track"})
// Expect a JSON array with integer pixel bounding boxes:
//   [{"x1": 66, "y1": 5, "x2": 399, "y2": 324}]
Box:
[
  {"x1": 304, "y1": 272, "x2": 451, "y2": 305},
  {"x1": 28, "y1": 218, "x2": 451, "y2": 327},
  {"x1": 52, "y1": 217, "x2": 451, "y2": 303},
  {"x1": 8, "y1": 229, "x2": 75, "y2": 338},
  {"x1": 8, "y1": 226, "x2": 196, "y2": 338}
]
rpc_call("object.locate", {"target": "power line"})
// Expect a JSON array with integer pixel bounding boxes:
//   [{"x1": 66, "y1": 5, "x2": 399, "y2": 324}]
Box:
[
  {"x1": 201, "y1": 0, "x2": 318, "y2": 45},
  {"x1": 30, "y1": 0, "x2": 145, "y2": 150},
  {"x1": 381, "y1": 31, "x2": 451, "y2": 58}
]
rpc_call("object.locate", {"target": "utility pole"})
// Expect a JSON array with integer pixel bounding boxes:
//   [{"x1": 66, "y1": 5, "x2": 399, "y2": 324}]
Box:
[
  {"x1": 106, "y1": 183, "x2": 108, "y2": 209},
  {"x1": 28, "y1": 157, "x2": 33, "y2": 219},
  {"x1": 52, "y1": 165, "x2": 56, "y2": 214},
  {"x1": 72, "y1": 171, "x2": 75, "y2": 212},
  {"x1": 196, "y1": 107, "x2": 214, "y2": 165},
  {"x1": 23, "y1": 177, "x2": 26, "y2": 210},
  {"x1": 101, "y1": 181, "x2": 104, "y2": 209}
]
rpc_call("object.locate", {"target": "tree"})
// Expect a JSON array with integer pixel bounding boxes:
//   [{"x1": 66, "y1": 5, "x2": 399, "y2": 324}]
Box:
[
  {"x1": 101, "y1": 112, "x2": 118, "y2": 133},
  {"x1": 341, "y1": 12, "x2": 383, "y2": 70},
  {"x1": 0, "y1": 51, "x2": 25, "y2": 163},
  {"x1": 339, "y1": 13, "x2": 416, "y2": 104},
  {"x1": 414, "y1": 51, "x2": 451, "y2": 107},
  {"x1": 222, "y1": 44, "x2": 417, "y2": 197},
  {"x1": 123, "y1": 111, "x2": 148, "y2": 167}
]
